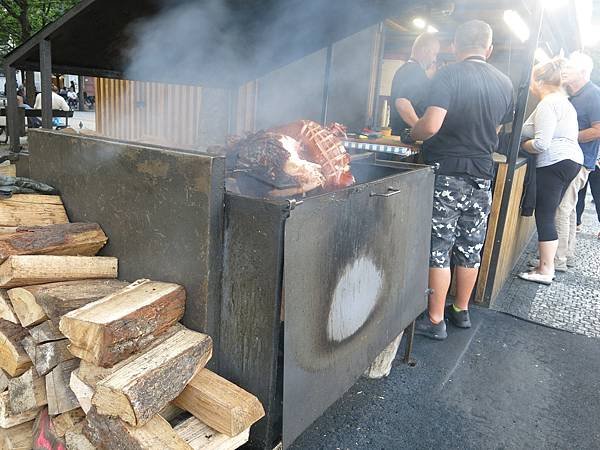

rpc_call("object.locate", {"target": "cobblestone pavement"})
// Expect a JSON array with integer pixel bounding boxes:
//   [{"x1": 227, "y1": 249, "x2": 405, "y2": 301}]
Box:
[{"x1": 492, "y1": 194, "x2": 600, "y2": 338}]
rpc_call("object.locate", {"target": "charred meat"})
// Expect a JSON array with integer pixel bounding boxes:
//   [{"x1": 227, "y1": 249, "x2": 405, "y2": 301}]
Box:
[
  {"x1": 274, "y1": 120, "x2": 355, "y2": 189},
  {"x1": 229, "y1": 130, "x2": 325, "y2": 196}
]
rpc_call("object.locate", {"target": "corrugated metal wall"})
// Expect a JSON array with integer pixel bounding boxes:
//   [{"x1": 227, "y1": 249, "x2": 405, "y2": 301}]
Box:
[{"x1": 96, "y1": 78, "x2": 203, "y2": 148}]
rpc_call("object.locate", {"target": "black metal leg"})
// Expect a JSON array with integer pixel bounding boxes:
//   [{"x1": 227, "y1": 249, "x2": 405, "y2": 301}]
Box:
[{"x1": 403, "y1": 320, "x2": 416, "y2": 366}]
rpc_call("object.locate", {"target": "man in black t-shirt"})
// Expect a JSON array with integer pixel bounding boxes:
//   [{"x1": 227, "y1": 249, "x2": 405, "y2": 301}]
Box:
[
  {"x1": 411, "y1": 20, "x2": 514, "y2": 340},
  {"x1": 389, "y1": 33, "x2": 440, "y2": 136}
]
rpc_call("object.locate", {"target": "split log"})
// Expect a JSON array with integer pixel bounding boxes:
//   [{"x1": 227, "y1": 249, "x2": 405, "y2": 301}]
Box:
[
  {"x1": 0, "y1": 290, "x2": 18, "y2": 323},
  {"x1": 0, "y1": 420, "x2": 33, "y2": 449},
  {"x1": 51, "y1": 408, "x2": 85, "y2": 438},
  {"x1": 46, "y1": 359, "x2": 80, "y2": 415},
  {"x1": 65, "y1": 421, "x2": 95, "y2": 450},
  {"x1": 8, "y1": 368, "x2": 47, "y2": 414},
  {"x1": 0, "y1": 391, "x2": 39, "y2": 428},
  {"x1": 21, "y1": 336, "x2": 75, "y2": 376},
  {"x1": 60, "y1": 279, "x2": 185, "y2": 367},
  {"x1": 0, "y1": 194, "x2": 68, "y2": 227},
  {"x1": 174, "y1": 369, "x2": 265, "y2": 437},
  {"x1": 84, "y1": 407, "x2": 192, "y2": 450},
  {"x1": 159, "y1": 404, "x2": 185, "y2": 422},
  {"x1": 0, "y1": 223, "x2": 108, "y2": 263},
  {"x1": 8, "y1": 289, "x2": 47, "y2": 328},
  {"x1": 0, "y1": 255, "x2": 118, "y2": 289},
  {"x1": 28, "y1": 320, "x2": 64, "y2": 344},
  {"x1": 174, "y1": 417, "x2": 250, "y2": 450},
  {"x1": 93, "y1": 328, "x2": 212, "y2": 426},
  {"x1": 10, "y1": 279, "x2": 128, "y2": 320},
  {"x1": 75, "y1": 325, "x2": 185, "y2": 390},
  {"x1": 0, "y1": 319, "x2": 31, "y2": 377},
  {"x1": 0, "y1": 370, "x2": 8, "y2": 393},
  {"x1": 69, "y1": 371, "x2": 93, "y2": 414},
  {"x1": 0, "y1": 165, "x2": 17, "y2": 178}
]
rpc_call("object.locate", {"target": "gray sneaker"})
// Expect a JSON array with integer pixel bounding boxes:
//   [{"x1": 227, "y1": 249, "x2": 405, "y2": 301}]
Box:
[
  {"x1": 445, "y1": 304, "x2": 471, "y2": 328},
  {"x1": 415, "y1": 316, "x2": 447, "y2": 340}
]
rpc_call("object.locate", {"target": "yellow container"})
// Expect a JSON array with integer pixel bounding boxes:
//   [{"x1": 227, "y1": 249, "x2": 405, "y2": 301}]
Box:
[{"x1": 380, "y1": 127, "x2": 392, "y2": 137}]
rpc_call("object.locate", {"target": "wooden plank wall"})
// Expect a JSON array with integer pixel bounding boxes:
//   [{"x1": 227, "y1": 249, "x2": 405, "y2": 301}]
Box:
[
  {"x1": 96, "y1": 78, "x2": 203, "y2": 148},
  {"x1": 475, "y1": 162, "x2": 536, "y2": 305}
]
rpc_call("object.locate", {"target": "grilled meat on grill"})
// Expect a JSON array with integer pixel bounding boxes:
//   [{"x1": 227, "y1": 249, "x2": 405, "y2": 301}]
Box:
[
  {"x1": 229, "y1": 131, "x2": 325, "y2": 196},
  {"x1": 274, "y1": 120, "x2": 355, "y2": 189}
]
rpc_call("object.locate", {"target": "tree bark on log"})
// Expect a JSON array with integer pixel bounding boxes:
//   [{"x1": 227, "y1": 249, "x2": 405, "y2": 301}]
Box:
[
  {"x1": 93, "y1": 328, "x2": 212, "y2": 426},
  {"x1": 11, "y1": 279, "x2": 128, "y2": 320},
  {"x1": 60, "y1": 279, "x2": 185, "y2": 367},
  {"x1": 0, "y1": 223, "x2": 108, "y2": 263},
  {"x1": 84, "y1": 407, "x2": 192, "y2": 450}
]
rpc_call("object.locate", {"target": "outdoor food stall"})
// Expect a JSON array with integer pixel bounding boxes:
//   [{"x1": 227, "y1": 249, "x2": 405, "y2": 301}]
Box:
[{"x1": 2, "y1": 0, "x2": 583, "y2": 448}]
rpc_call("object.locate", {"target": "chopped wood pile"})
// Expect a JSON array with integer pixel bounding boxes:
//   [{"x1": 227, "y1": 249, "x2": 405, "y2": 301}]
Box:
[{"x1": 0, "y1": 188, "x2": 265, "y2": 449}]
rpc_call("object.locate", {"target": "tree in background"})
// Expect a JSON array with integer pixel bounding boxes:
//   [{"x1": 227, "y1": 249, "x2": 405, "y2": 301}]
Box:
[{"x1": 1, "y1": 0, "x2": 80, "y2": 102}]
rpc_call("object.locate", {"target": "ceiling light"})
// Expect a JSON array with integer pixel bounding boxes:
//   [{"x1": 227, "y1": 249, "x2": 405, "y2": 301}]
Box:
[
  {"x1": 427, "y1": 25, "x2": 439, "y2": 33},
  {"x1": 503, "y1": 10, "x2": 530, "y2": 43},
  {"x1": 412, "y1": 17, "x2": 427, "y2": 29},
  {"x1": 534, "y1": 48, "x2": 550, "y2": 63}
]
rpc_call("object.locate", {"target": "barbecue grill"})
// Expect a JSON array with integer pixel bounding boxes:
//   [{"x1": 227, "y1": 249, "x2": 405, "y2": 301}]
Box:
[{"x1": 28, "y1": 129, "x2": 434, "y2": 449}]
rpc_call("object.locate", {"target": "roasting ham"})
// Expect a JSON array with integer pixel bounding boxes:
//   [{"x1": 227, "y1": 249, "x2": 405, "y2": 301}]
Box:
[
  {"x1": 274, "y1": 120, "x2": 355, "y2": 189},
  {"x1": 229, "y1": 131, "x2": 326, "y2": 196}
]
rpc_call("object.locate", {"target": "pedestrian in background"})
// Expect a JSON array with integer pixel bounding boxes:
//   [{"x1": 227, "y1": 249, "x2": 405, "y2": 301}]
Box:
[
  {"x1": 519, "y1": 59, "x2": 583, "y2": 285},
  {"x1": 563, "y1": 52, "x2": 600, "y2": 241}
]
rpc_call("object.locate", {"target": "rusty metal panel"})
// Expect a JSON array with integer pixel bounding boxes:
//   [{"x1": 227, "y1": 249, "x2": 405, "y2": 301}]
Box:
[
  {"x1": 219, "y1": 194, "x2": 288, "y2": 450},
  {"x1": 282, "y1": 162, "x2": 434, "y2": 447},
  {"x1": 27, "y1": 129, "x2": 225, "y2": 362}
]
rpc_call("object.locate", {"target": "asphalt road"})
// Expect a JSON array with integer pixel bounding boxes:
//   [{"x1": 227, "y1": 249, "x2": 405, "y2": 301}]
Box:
[{"x1": 290, "y1": 307, "x2": 600, "y2": 450}]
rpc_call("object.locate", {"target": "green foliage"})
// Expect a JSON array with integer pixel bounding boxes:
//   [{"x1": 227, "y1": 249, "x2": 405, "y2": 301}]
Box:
[{"x1": 0, "y1": 0, "x2": 80, "y2": 63}]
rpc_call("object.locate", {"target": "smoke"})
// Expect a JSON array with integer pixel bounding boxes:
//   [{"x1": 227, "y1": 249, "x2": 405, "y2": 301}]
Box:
[
  {"x1": 108, "y1": 0, "x2": 409, "y2": 148},
  {"x1": 123, "y1": 0, "x2": 395, "y2": 87}
]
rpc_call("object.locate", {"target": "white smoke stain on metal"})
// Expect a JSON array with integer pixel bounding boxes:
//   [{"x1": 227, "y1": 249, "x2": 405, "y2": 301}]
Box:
[{"x1": 327, "y1": 256, "x2": 383, "y2": 342}]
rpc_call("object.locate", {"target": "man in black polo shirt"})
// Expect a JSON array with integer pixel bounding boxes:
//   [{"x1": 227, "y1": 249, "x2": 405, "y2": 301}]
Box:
[
  {"x1": 389, "y1": 33, "x2": 440, "y2": 136},
  {"x1": 411, "y1": 20, "x2": 514, "y2": 340}
]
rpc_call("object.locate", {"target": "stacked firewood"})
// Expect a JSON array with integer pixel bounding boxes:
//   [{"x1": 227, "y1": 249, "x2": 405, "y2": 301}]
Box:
[{"x1": 0, "y1": 191, "x2": 265, "y2": 449}]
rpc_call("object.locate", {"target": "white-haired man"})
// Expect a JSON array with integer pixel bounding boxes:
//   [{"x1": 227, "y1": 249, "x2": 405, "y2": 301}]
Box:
[
  {"x1": 557, "y1": 52, "x2": 600, "y2": 265},
  {"x1": 411, "y1": 20, "x2": 513, "y2": 340}
]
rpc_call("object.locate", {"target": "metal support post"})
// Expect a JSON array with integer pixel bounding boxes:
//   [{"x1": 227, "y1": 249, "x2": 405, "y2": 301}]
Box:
[
  {"x1": 320, "y1": 44, "x2": 333, "y2": 125},
  {"x1": 78, "y1": 75, "x2": 85, "y2": 111},
  {"x1": 40, "y1": 39, "x2": 53, "y2": 129},
  {"x1": 5, "y1": 65, "x2": 19, "y2": 153}
]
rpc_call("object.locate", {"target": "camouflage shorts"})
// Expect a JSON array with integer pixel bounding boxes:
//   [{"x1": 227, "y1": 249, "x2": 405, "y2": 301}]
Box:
[{"x1": 430, "y1": 175, "x2": 492, "y2": 269}]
